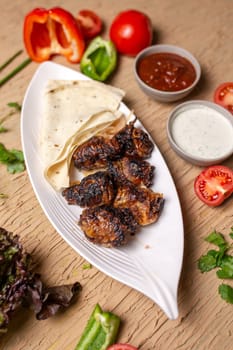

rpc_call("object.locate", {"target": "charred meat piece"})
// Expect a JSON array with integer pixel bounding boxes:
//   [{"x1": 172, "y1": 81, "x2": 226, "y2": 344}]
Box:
[
  {"x1": 108, "y1": 156, "x2": 155, "y2": 187},
  {"x1": 114, "y1": 181, "x2": 164, "y2": 226},
  {"x1": 62, "y1": 171, "x2": 116, "y2": 208},
  {"x1": 72, "y1": 136, "x2": 120, "y2": 170},
  {"x1": 111, "y1": 121, "x2": 154, "y2": 159},
  {"x1": 72, "y1": 121, "x2": 154, "y2": 171},
  {"x1": 79, "y1": 205, "x2": 139, "y2": 247}
]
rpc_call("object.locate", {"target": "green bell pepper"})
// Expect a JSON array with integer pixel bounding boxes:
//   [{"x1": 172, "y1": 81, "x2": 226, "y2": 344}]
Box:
[
  {"x1": 80, "y1": 36, "x2": 117, "y2": 81},
  {"x1": 75, "y1": 303, "x2": 120, "y2": 350}
]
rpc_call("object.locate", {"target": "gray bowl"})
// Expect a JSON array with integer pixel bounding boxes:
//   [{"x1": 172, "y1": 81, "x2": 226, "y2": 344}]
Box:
[
  {"x1": 167, "y1": 100, "x2": 233, "y2": 166},
  {"x1": 134, "y1": 44, "x2": 201, "y2": 102}
]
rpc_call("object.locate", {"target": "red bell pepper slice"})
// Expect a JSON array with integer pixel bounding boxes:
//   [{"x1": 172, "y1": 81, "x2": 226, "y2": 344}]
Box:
[{"x1": 23, "y1": 7, "x2": 85, "y2": 63}]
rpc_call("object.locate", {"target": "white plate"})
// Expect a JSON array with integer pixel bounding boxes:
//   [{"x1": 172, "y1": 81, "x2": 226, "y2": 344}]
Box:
[{"x1": 21, "y1": 61, "x2": 184, "y2": 320}]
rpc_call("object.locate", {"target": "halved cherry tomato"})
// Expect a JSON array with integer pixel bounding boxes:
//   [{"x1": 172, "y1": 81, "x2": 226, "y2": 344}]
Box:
[
  {"x1": 107, "y1": 344, "x2": 138, "y2": 350},
  {"x1": 77, "y1": 10, "x2": 102, "y2": 40},
  {"x1": 109, "y1": 10, "x2": 152, "y2": 56},
  {"x1": 214, "y1": 82, "x2": 233, "y2": 115},
  {"x1": 194, "y1": 165, "x2": 233, "y2": 207}
]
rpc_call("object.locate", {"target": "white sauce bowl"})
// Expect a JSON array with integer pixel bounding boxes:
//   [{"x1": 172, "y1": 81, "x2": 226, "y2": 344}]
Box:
[{"x1": 167, "y1": 100, "x2": 233, "y2": 166}]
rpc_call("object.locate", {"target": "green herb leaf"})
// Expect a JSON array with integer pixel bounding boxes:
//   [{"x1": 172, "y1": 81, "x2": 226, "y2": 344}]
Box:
[
  {"x1": 199, "y1": 228, "x2": 233, "y2": 305},
  {"x1": 0, "y1": 101, "x2": 22, "y2": 132},
  {"x1": 217, "y1": 255, "x2": 233, "y2": 279},
  {"x1": 10, "y1": 149, "x2": 24, "y2": 162},
  {"x1": 205, "y1": 231, "x2": 227, "y2": 249},
  {"x1": 0, "y1": 143, "x2": 25, "y2": 173},
  {"x1": 7, "y1": 161, "x2": 25, "y2": 174},
  {"x1": 0, "y1": 193, "x2": 8, "y2": 199},
  {"x1": 218, "y1": 284, "x2": 233, "y2": 304},
  {"x1": 7, "y1": 102, "x2": 21, "y2": 111},
  {"x1": 0, "y1": 143, "x2": 16, "y2": 163},
  {"x1": 198, "y1": 249, "x2": 219, "y2": 272}
]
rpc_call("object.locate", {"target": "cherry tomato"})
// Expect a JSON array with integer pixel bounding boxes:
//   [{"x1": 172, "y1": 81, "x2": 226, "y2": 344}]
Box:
[
  {"x1": 109, "y1": 10, "x2": 152, "y2": 56},
  {"x1": 77, "y1": 10, "x2": 102, "y2": 40},
  {"x1": 194, "y1": 165, "x2": 233, "y2": 207},
  {"x1": 107, "y1": 344, "x2": 138, "y2": 350},
  {"x1": 214, "y1": 82, "x2": 233, "y2": 115}
]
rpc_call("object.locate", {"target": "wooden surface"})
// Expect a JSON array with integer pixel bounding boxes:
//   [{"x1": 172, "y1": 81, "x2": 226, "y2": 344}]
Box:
[{"x1": 1, "y1": 0, "x2": 233, "y2": 349}]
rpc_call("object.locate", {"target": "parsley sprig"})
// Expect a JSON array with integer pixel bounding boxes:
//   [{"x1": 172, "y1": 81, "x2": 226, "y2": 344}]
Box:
[
  {"x1": 198, "y1": 227, "x2": 233, "y2": 304},
  {"x1": 0, "y1": 102, "x2": 21, "y2": 133},
  {"x1": 0, "y1": 143, "x2": 25, "y2": 173}
]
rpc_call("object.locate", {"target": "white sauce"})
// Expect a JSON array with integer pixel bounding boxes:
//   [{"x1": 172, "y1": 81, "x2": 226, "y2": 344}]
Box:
[{"x1": 171, "y1": 105, "x2": 233, "y2": 159}]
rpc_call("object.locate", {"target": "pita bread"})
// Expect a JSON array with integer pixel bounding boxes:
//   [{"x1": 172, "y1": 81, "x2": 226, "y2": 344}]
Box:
[
  {"x1": 40, "y1": 79, "x2": 126, "y2": 190},
  {"x1": 45, "y1": 112, "x2": 126, "y2": 190}
]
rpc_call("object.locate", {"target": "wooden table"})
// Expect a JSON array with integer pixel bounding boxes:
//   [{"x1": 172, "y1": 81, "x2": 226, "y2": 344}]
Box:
[{"x1": 1, "y1": 1, "x2": 233, "y2": 349}]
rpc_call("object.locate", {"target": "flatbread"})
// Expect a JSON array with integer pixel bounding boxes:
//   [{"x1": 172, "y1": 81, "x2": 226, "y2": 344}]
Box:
[
  {"x1": 45, "y1": 112, "x2": 125, "y2": 190},
  {"x1": 40, "y1": 79, "x2": 125, "y2": 167},
  {"x1": 40, "y1": 79, "x2": 126, "y2": 190}
]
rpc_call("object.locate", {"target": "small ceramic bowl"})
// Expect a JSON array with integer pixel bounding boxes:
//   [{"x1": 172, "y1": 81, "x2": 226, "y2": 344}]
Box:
[
  {"x1": 134, "y1": 44, "x2": 201, "y2": 102},
  {"x1": 167, "y1": 100, "x2": 233, "y2": 166}
]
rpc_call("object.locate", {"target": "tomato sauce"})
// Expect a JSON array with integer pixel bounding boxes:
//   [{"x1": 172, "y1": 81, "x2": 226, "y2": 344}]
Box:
[{"x1": 137, "y1": 52, "x2": 196, "y2": 92}]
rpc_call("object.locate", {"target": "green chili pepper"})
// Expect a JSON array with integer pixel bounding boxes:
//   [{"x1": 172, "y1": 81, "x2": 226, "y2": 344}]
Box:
[
  {"x1": 75, "y1": 303, "x2": 120, "y2": 350},
  {"x1": 80, "y1": 37, "x2": 117, "y2": 81}
]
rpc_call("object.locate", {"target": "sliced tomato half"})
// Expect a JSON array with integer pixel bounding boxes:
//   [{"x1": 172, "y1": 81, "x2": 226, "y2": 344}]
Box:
[
  {"x1": 214, "y1": 82, "x2": 233, "y2": 115},
  {"x1": 77, "y1": 10, "x2": 102, "y2": 40},
  {"x1": 194, "y1": 165, "x2": 233, "y2": 206},
  {"x1": 107, "y1": 345, "x2": 138, "y2": 350}
]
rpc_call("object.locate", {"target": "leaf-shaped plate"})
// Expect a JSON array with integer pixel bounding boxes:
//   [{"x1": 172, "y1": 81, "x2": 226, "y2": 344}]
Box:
[{"x1": 21, "y1": 62, "x2": 184, "y2": 320}]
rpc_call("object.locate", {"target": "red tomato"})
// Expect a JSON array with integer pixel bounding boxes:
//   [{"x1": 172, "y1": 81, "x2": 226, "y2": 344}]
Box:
[
  {"x1": 214, "y1": 82, "x2": 233, "y2": 115},
  {"x1": 109, "y1": 10, "x2": 152, "y2": 56},
  {"x1": 77, "y1": 10, "x2": 102, "y2": 40},
  {"x1": 107, "y1": 344, "x2": 138, "y2": 350},
  {"x1": 194, "y1": 165, "x2": 233, "y2": 207}
]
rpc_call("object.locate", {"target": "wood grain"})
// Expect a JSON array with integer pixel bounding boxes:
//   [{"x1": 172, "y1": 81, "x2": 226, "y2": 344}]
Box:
[{"x1": 0, "y1": 0, "x2": 233, "y2": 349}]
